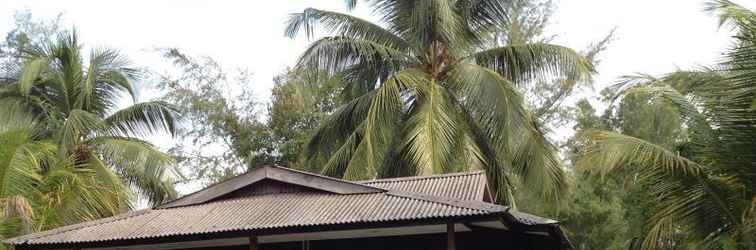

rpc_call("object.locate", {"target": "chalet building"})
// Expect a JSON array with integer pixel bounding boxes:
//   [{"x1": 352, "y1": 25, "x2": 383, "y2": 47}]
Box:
[{"x1": 7, "y1": 166, "x2": 572, "y2": 250}]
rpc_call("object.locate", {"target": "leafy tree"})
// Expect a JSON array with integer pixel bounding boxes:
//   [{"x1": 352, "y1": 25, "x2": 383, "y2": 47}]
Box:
[
  {"x1": 0, "y1": 10, "x2": 63, "y2": 79},
  {"x1": 156, "y1": 49, "x2": 270, "y2": 185},
  {"x1": 515, "y1": 99, "x2": 628, "y2": 250},
  {"x1": 0, "y1": 106, "x2": 129, "y2": 245},
  {"x1": 0, "y1": 31, "x2": 179, "y2": 245},
  {"x1": 0, "y1": 108, "x2": 52, "y2": 239},
  {"x1": 499, "y1": 0, "x2": 602, "y2": 128},
  {"x1": 269, "y1": 69, "x2": 345, "y2": 168},
  {"x1": 157, "y1": 49, "x2": 344, "y2": 185},
  {"x1": 287, "y1": 0, "x2": 594, "y2": 204},
  {"x1": 578, "y1": 1, "x2": 756, "y2": 248},
  {"x1": 0, "y1": 31, "x2": 179, "y2": 210}
]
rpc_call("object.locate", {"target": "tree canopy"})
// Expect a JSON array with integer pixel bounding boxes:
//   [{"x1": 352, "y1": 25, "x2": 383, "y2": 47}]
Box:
[
  {"x1": 0, "y1": 31, "x2": 179, "y2": 243},
  {"x1": 288, "y1": 0, "x2": 594, "y2": 205},
  {"x1": 578, "y1": 1, "x2": 756, "y2": 248}
]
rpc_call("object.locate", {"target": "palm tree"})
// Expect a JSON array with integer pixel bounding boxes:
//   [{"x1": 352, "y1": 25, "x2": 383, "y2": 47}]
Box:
[
  {"x1": 0, "y1": 31, "x2": 178, "y2": 234},
  {"x1": 0, "y1": 105, "x2": 131, "y2": 242},
  {"x1": 0, "y1": 107, "x2": 51, "y2": 238},
  {"x1": 286, "y1": 0, "x2": 594, "y2": 204},
  {"x1": 578, "y1": 1, "x2": 755, "y2": 248}
]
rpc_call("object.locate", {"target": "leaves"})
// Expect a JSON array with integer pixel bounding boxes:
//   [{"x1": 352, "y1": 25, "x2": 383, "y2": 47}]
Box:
[
  {"x1": 89, "y1": 137, "x2": 176, "y2": 206},
  {"x1": 18, "y1": 58, "x2": 48, "y2": 96},
  {"x1": 286, "y1": 8, "x2": 409, "y2": 50},
  {"x1": 296, "y1": 36, "x2": 414, "y2": 75},
  {"x1": 402, "y1": 79, "x2": 459, "y2": 175},
  {"x1": 577, "y1": 130, "x2": 705, "y2": 179},
  {"x1": 473, "y1": 43, "x2": 594, "y2": 85},
  {"x1": 289, "y1": 0, "x2": 586, "y2": 206},
  {"x1": 0, "y1": 31, "x2": 177, "y2": 240},
  {"x1": 105, "y1": 101, "x2": 179, "y2": 138},
  {"x1": 575, "y1": 2, "x2": 756, "y2": 247}
]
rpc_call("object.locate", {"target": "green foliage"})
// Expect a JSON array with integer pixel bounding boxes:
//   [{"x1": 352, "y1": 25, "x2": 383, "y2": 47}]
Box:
[
  {"x1": 565, "y1": 175, "x2": 629, "y2": 250},
  {"x1": 516, "y1": 98, "x2": 628, "y2": 250},
  {"x1": 157, "y1": 49, "x2": 344, "y2": 185},
  {"x1": 289, "y1": 0, "x2": 595, "y2": 205},
  {"x1": 0, "y1": 31, "x2": 179, "y2": 244},
  {"x1": 269, "y1": 69, "x2": 344, "y2": 168},
  {"x1": 577, "y1": 1, "x2": 756, "y2": 248},
  {"x1": 0, "y1": 10, "x2": 63, "y2": 79},
  {"x1": 157, "y1": 49, "x2": 269, "y2": 184},
  {"x1": 498, "y1": 0, "x2": 555, "y2": 45},
  {"x1": 495, "y1": 0, "x2": 616, "y2": 132}
]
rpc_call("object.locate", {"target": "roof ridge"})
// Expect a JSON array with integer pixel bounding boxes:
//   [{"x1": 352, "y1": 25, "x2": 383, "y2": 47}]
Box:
[
  {"x1": 271, "y1": 166, "x2": 385, "y2": 190},
  {"x1": 156, "y1": 165, "x2": 275, "y2": 208},
  {"x1": 386, "y1": 190, "x2": 506, "y2": 213},
  {"x1": 7, "y1": 209, "x2": 152, "y2": 244},
  {"x1": 359, "y1": 170, "x2": 485, "y2": 183}
]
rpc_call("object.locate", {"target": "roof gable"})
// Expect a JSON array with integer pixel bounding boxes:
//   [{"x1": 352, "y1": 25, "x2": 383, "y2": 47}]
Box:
[{"x1": 159, "y1": 166, "x2": 384, "y2": 208}]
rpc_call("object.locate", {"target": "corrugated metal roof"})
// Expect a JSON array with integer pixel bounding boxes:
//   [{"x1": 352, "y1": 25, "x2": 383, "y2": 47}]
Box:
[
  {"x1": 159, "y1": 166, "x2": 384, "y2": 209},
  {"x1": 10, "y1": 191, "x2": 503, "y2": 245},
  {"x1": 359, "y1": 171, "x2": 488, "y2": 201},
  {"x1": 507, "y1": 210, "x2": 559, "y2": 225},
  {"x1": 7, "y1": 168, "x2": 563, "y2": 247}
]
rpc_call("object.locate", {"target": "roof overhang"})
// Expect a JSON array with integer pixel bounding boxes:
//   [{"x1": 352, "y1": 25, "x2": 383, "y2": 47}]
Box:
[{"x1": 14, "y1": 215, "x2": 503, "y2": 250}]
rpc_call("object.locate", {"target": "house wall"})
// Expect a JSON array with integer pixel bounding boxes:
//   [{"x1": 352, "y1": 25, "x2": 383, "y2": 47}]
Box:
[{"x1": 189, "y1": 230, "x2": 560, "y2": 250}]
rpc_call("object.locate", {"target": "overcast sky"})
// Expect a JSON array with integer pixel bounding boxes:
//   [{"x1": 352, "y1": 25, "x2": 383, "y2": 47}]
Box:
[
  {"x1": 2, "y1": 0, "x2": 751, "y2": 101},
  {"x1": 1, "y1": 0, "x2": 753, "y2": 195}
]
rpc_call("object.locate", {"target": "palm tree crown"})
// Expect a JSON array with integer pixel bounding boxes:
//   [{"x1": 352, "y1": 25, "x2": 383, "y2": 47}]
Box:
[
  {"x1": 0, "y1": 31, "x2": 179, "y2": 233},
  {"x1": 286, "y1": 0, "x2": 594, "y2": 204}
]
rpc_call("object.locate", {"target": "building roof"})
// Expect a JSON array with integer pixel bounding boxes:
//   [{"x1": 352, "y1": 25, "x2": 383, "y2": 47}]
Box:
[
  {"x1": 358, "y1": 171, "x2": 489, "y2": 201},
  {"x1": 160, "y1": 166, "x2": 384, "y2": 209},
  {"x1": 6, "y1": 166, "x2": 561, "y2": 247}
]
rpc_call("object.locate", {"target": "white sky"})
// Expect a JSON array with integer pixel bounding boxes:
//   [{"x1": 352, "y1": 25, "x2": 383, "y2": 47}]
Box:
[
  {"x1": 1, "y1": 0, "x2": 753, "y2": 195},
  {"x1": 2, "y1": 0, "x2": 750, "y2": 101}
]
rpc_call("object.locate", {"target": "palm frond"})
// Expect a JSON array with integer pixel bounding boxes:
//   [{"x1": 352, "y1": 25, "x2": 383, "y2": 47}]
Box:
[
  {"x1": 401, "y1": 80, "x2": 459, "y2": 175},
  {"x1": 577, "y1": 130, "x2": 705, "y2": 177},
  {"x1": 0, "y1": 131, "x2": 49, "y2": 198},
  {"x1": 578, "y1": 130, "x2": 744, "y2": 248},
  {"x1": 57, "y1": 109, "x2": 106, "y2": 151},
  {"x1": 705, "y1": 0, "x2": 756, "y2": 30},
  {"x1": 320, "y1": 124, "x2": 364, "y2": 178},
  {"x1": 18, "y1": 58, "x2": 49, "y2": 96},
  {"x1": 296, "y1": 36, "x2": 414, "y2": 75},
  {"x1": 304, "y1": 91, "x2": 374, "y2": 166},
  {"x1": 344, "y1": 0, "x2": 358, "y2": 11},
  {"x1": 446, "y1": 63, "x2": 565, "y2": 202},
  {"x1": 285, "y1": 8, "x2": 410, "y2": 50},
  {"x1": 455, "y1": 0, "x2": 510, "y2": 30},
  {"x1": 472, "y1": 43, "x2": 594, "y2": 84},
  {"x1": 445, "y1": 89, "x2": 516, "y2": 205},
  {"x1": 362, "y1": 69, "x2": 425, "y2": 177},
  {"x1": 36, "y1": 156, "x2": 128, "y2": 227},
  {"x1": 87, "y1": 136, "x2": 177, "y2": 205},
  {"x1": 105, "y1": 101, "x2": 179, "y2": 138},
  {"x1": 77, "y1": 48, "x2": 138, "y2": 113}
]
